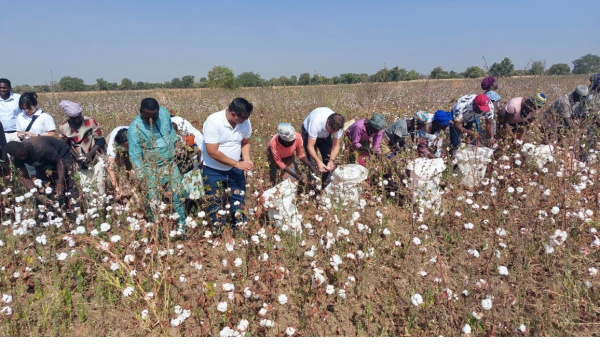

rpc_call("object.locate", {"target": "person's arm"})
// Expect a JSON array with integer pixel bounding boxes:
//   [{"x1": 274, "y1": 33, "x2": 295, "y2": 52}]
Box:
[
  {"x1": 106, "y1": 157, "x2": 120, "y2": 194},
  {"x1": 205, "y1": 141, "x2": 253, "y2": 171},
  {"x1": 451, "y1": 120, "x2": 479, "y2": 138},
  {"x1": 55, "y1": 157, "x2": 66, "y2": 196},
  {"x1": 305, "y1": 137, "x2": 326, "y2": 172},
  {"x1": 127, "y1": 123, "x2": 145, "y2": 178},
  {"x1": 372, "y1": 131, "x2": 383, "y2": 154},
  {"x1": 240, "y1": 137, "x2": 252, "y2": 168},
  {"x1": 326, "y1": 137, "x2": 342, "y2": 170},
  {"x1": 486, "y1": 118, "x2": 495, "y2": 145}
]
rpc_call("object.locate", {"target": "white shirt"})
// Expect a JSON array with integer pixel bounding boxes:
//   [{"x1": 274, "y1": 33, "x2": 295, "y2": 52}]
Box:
[
  {"x1": 107, "y1": 126, "x2": 128, "y2": 159},
  {"x1": 171, "y1": 116, "x2": 204, "y2": 146},
  {"x1": 302, "y1": 107, "x2": 344, "y2": 139},
  {"x1": 16, "y1": 108, "x2": 56, "y2": 138},
  {"x1": 202, "y1": 109, "x2": 251, "y2": 171},
  {"x1": 0, "y1": 92, "x2": 22, "y2": 132}
]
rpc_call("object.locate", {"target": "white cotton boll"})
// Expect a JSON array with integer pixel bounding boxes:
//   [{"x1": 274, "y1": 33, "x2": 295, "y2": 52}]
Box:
[
  {"x1": 110, "y1": 235, "x2": 121, "y2": 243},
  {"x1": 464, "y1": 223, "x2": 474, "y2": 230},
  {"x1": 498, "y1": 266, "x2": 509, "y2": 276},
  {"x1": 589, "y1": 267, "x2": 598, "y2": 277},
  {"x1": 179, "y1": 274, "x2": 188, "y2": 283},
  {"x1": 462, "y1": 324, "x2": 472, "y2": 334},
  {"x1": 259, "y1": 319, "x2": 275, "y2": 328},
  {"x1": 481, "y1": 296, "x2": 493, "y2": 310},
  {"x1": 75, "y1": 226, "x2": 85, "y2": 234},
  {"x1": 325, "y1": 285, "x2": 335, "y2": 295},
  {"x1": 550, "y1": 230, "x2": 568, "y2": 246},
  {"x1": 141, "y1": 309, "x2": 149, "y2": 320},
  {"x1": 0, "y1": 306, "x2": 13, "y2": 315},
  {"x1": 338, "y1": 289, "x2": 346, "y2": 299},
  {"x1": 454, "y1": 211, "x2": 462, "y2": 218},
  {"x1": 234, "y1": 258, "x2": 243, "y2": 267},
  {"x1": 100, "y1": 223, "x2": 111, "y2": 232},
  {"x1": 56, "y1": 252, "x2": 68, "y2": 261},
  {"x1": 382, "y1": 228, "x2": 391, "y2": 235},
  {"x1": 2, "y1": 294, "x2": 13, "y2": 304},
  {"x1": 468, "y1": 249, "x2": 480, "y2": 258},
  {"x1": 411, "y1": 293, "x2": 423, "y2": 306},
  {"x1": 412, "y1": 237, "x2": 421, "y2": 245},
  {"x1": 285, "y1": 327, "x2": 296, "y2": 336},
  {"x1": 278, "y1": 294, "x2": 288, "y2": 305},
  {"x1": 217, "y1": 301, "x2": 228, "y2": 313},
  {"x1": 545, "y1": 244, "x2": 555, "y2": 254},
  {"x1": 35, "y1": 234, "x2": 47, "y2": 245},
  {"x1": 551, "y1": 206, "x2": 560, "y2": 215},
  {"x1": 122, "y1": 286, "x2": 134, "y2": 297},
  {"x1": 519, "y1": 324, "x2": 527, "y2": 333},
  {"x1": 222, "y1": 283, "x2": 235, "y2": 292},
  {"x1": 237, "y1": 319, "x2": 249, "y2": 332},
  {"x1": 420, "y1": 270, "x2": 428, "y2": 277}
]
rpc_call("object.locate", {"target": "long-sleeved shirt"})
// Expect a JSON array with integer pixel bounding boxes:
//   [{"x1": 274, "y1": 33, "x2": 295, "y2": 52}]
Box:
[
  {"x1": 345, "y1": 118, "x2": 384, "y2": 153},
  {"x1": 127, "y1": 107, "x2": 178, "y2": 179}
]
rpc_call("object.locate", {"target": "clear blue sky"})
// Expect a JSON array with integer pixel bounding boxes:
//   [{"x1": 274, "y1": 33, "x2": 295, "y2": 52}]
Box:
[{"x1": 3, "y1": 0, "x2": 598, "y2": 86}]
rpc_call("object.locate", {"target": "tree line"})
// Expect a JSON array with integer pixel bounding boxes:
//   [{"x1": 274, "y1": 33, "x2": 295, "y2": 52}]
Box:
[{"x1": 13, "y1": 54, "x2": 600, "y2": 93}]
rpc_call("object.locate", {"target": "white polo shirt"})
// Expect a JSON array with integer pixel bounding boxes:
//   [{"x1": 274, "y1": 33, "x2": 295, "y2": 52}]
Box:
[
  {"x1": 0, "y1": 92, "x2": 22, "y2": 132},
  {"x1": 302, "y1": 107, "x2": 344, "y2": 139},
  {"x1": 107, "y1": 126, "x2": 128, "y2": 159},
  {"x1": 202, "y1": 109, "x2": 251, "y2": 171},
  {"x1": 171, "y1": 116, "x2": 204, "y2": 146},
  {"x1": 16, "y1": 108, "x2": 56, "y2": 139}
]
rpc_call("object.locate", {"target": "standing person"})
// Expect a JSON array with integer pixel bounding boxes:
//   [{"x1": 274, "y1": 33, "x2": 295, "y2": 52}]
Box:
[
  {"x1": 201, "y1": 97, "x2": 253, "y2": 231},
  {"x1": 16, "y1": 92, "x2": 57, "y2": 177},
  {"x1": 128, "y1": 98, "x2": 186, "y2": 229},
  {"x1": 498, "y1": 93, "x2": 546, "y2": 141},
  {"x1": 6, "y1": 137, "x2": 80, "y2": 219},
  {"x1": 57, "y1": 100, "x2": 107, "y2": 194},
  {"x1": 450, "y1": 94, "x2": 495, "y2": 150},
  {"x1": 301, "y1": 107, "x2": 345, "y2": 185},
  {"x1": 0, "y1": 78, "x2": 22, "y2": 144},
  {"x1": 106, "y1": 126, "x2": 131, "y2": 197},
  {"x1": 481, "y1": 76, "x2": 502, "y2": 111},
  {"x1": 267, "y1": 123, "x2": 316, "y2": 184},
  {"x1": 344, "y1": 113, "x2": 386, "y2": 166}
]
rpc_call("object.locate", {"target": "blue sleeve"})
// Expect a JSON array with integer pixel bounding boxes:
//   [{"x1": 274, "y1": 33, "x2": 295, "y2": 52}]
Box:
[{"x1": 127, "y1": 118, "x2": 145, "y2": 178}]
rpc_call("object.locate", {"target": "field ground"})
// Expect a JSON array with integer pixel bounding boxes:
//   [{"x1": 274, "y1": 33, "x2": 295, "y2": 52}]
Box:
[{"x1": 1, "y1": 76, "x2": 600, "y2": 336}]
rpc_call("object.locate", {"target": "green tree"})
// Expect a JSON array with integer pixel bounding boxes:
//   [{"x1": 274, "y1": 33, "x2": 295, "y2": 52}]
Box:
[
  {"x1": 135, "y1": 81, "x2": 147, "y2": 90},
  {"x1": 236, "y1": 72, "x2": 264, "y2": 87},
  {"x1": 547, "y1": 63, "x2": 571, "y2": 76},
  {"x1": 289, "y1": 75, "x2": 298, "y2": 85},
  {"x1": 207, "y1": 65, "x2": 236, "y2": 89},
  {"x1": 572, "y1": 54, "x2": 600, "y2": 74},
  {"x1": 430, "y1": 67, "x2": 449, "y2": 79},
  {"x1": 181, "y1": 75, "x2": 195, "y2": 88},
  {"x1": 96, "y1": 78, "x2": 110, "y2": 91},
  {"x1": 339, "y1": 73, "x2": 362, "y2": 84},
  {"x1": 298, "y1": 73, "x2": 310, "y2": 85},
  {"x1": 528, "y1": 61, "x2": 545, "y2": 76},
  {"x1": 371, "y1": 67, "x2": 390, "y2": 82},
  {"x1": 404, "y1": 70, "x2": 420, "y2": 81},
  {"x1": 464, "y1": 66, "x2": 485, "y2": 78},
  {"x1": 58, "y1": 76, "x2": 86, "y2": 92},
  {"x1": 120, "y1": 78, "x2": 133, "y2": 90},
  {"x1": 171, "y1": 78, "x2": 183, "y2": 88},
  {"x1": 489, "y1": 57, "x2": 515, "y2": 77}
]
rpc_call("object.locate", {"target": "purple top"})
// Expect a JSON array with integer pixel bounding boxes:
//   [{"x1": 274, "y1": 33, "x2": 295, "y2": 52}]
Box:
[{"x1": 345, "y1": 118, "x2": 384, "y2": 153}]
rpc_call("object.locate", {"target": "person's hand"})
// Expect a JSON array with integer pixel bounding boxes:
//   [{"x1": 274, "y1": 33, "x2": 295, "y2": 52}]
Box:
[
  {"x1": 25, "y1": 131, "x2": 36, "y2": 138},
  {"x1": 17, "y1": 131, "x2": 26, "y2": 140},
  {"x1": 84, "y1": 153, "x2": 94, "y2": 166},
  {"x1": 39, "y1": 195, "x2": 55, "y2": 206},
  {"x1": 489, "y1": 138, "x2": 496, "y2": 147},
  {"x1": 115, "y1": 186, "x2": 123, "y2": 197},
  {"x1": 235, "y1": 160, "x2": 254, "y2": 171},
  {"x1": 325, "y1": 160, "x2": 336, "y2": 172},
  {"x1": 471, "y1": 132, "x2": 481, "y2": 140},
  {"x1": 56, "y1": 184, "x2": 64, "y2": 197},
  {"x1": 317, "y1": 161, "x2": 328, "y2": 173}
]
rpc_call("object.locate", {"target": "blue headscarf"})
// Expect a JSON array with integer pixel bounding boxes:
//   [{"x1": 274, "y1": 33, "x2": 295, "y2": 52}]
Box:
[{"x1": 433, "y1": 110, "x2": 453, "y2": 126}]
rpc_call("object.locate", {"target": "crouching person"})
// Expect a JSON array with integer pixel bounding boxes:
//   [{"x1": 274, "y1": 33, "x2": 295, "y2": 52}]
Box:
[
  {"x1": 267, "y1": 123, "x2": 317, "y2": 185},
  {"x1": 345, "y1": 113, "x2": 386, "y2": 166},
  {"x1": 6, "y1": 138, "x2": 80, "y2": 220}
]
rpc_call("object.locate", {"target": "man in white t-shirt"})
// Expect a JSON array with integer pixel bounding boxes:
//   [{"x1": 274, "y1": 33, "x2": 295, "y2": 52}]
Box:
[
  {"x1": 0, "y1": 78, "x2": 22, "y2": 144},
  {"x1": 301, "y1": 107, "x2": 345, "y2": 185},
  {"x1": 202, "y1": 97, "x2": 253, "y2": 231}
]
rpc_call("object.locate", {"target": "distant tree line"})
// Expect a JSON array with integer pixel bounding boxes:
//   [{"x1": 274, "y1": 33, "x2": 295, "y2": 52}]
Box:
[{"x1": 13, "y1": 53, "x2": 600, "y2": 93}]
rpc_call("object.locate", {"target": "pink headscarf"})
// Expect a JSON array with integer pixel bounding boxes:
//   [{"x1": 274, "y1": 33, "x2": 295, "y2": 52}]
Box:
[{"x1": 59, "y1": 100, "x2": 82, "y2": 117}]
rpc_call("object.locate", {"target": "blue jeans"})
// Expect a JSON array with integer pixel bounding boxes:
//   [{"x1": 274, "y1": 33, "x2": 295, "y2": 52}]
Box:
[
  {"x1": 450, "y1": 120, "x2": 479, "y2": 149},
  {"x1": 203, "y1": 165, "x2": 247, "y2": 228}
]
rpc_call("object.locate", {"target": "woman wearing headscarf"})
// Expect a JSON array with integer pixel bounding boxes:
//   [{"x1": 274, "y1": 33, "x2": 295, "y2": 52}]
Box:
[
  {"x1": 267, "y1": 123, "x2": 316, "y2": 185},
  {"x1": 345, "y1": 113, "x2": 387, "y2": 165}
]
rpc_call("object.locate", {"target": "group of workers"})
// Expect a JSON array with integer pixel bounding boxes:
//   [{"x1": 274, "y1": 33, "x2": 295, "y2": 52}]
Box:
[{"x1": 0, "y1": 73, "x2": 599, "y2": 233}]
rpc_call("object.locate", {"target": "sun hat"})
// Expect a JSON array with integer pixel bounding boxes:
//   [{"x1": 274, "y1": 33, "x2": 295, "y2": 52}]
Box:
[
  {"x1": 574, "y1": 85, "x2": 589, "y2": 97},
  {"x1": 532, "y1": 93, "x2": 547, "y2": 108},
  {"x1": 413, "y1": 110, "x2": 429, "y2": 124},
  {"x1": 481, "y1": 76, "x2": 496, "y2": 90}
]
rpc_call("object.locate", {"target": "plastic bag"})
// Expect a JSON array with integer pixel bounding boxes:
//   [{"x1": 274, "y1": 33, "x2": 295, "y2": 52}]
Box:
[
  {"x1": 261, "y1": 179, "x2": 302, "y2": 233},
  {"x1": 406, "y1": 158, "x2": 446, "y2": 210},
  {"x1": 324, "y1": 164, "x2": 368, "y2": 206},
  {"x1": 521, "y1": 143, "x2": 554, "y2": 170},
  {"x1": 453, "y1": 144, "x2": 493, "y2": 188}
]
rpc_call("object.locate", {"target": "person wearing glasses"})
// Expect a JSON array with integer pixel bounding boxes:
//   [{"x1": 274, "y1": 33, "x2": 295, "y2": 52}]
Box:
[{"x1": 201, "y1": 97, "x2": 253, "y2": 232}]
